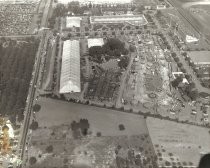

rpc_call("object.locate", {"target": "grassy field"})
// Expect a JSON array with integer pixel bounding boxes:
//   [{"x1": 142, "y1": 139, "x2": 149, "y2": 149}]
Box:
[
  {"x1": 146, "y1": 117, "x2": 210, "y2": 167},
  {"x1": 28, "y1": 98, "x2": 158, "y2": 168},
  {"x1": 189, "y1": 5, "x2": 210, "y2": 40}
]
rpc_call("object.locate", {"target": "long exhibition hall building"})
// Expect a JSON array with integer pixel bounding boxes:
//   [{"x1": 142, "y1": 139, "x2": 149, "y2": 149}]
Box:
[{"x1": 60, "y1": 40, "x2": 81, "y2": 94}]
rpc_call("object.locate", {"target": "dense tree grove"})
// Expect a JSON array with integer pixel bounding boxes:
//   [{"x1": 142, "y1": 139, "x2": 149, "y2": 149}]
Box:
[
  {"x1": 89, "y1": 38, "x2": 129, "y2": 63},
  {"x1": 0, "y1": 37, "x2": 39, "y2": 123}
]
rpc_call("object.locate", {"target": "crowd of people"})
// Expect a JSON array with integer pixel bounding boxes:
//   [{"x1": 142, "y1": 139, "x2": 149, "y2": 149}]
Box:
[{"x1": 0, "y1": 3, "x2": 38, "y2": 36}]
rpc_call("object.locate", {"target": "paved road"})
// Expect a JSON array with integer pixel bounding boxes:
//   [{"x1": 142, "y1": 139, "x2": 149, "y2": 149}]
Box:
[
  {"x1": 116, "y1": 41, "x2": 136, "y2": 108},
  {"x1": 16, "y1": 30, "x2": 47, "y2": 167},
  {"x1": 16, "y1": 0, "x2": 53, "y2": 167}
]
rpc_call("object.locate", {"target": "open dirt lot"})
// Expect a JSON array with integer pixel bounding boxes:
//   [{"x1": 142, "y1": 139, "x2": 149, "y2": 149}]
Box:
[
  {"x1": 35, "y1": 98, "x2": 148, "y2": 135},
  {"x1": 27, "y1": 98, "x2": 158, "y2": 168},
  {"x1": 146, "y1": 117, "x2": 210, "y2": 167}
]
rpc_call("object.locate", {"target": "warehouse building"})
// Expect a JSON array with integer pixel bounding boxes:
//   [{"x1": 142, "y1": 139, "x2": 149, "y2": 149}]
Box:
[{"x1": 60, "y1": 40, "x2": 81, "y2": 94}]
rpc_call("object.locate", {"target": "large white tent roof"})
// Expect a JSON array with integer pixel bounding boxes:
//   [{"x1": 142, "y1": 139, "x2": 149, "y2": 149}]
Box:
[
  {"x1": 66, "y1": 17, "x2": 81, "y2": 28},
  {"x1": 87, "y1": 38, "x2": 104, "y2": 48},
  {"x1": 60, "y1": 40, "x2": 81, "y2": 94}
]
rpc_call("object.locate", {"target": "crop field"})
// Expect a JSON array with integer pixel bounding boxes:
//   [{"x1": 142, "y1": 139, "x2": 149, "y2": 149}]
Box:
[
  {"x1": 0, "y1": 37, "x2": 39, "y2": 122},
  {"x1": 147, "y1": 117, "x2": 210, "y2": 167},
  {"x1": 189, "y1": 5, "x2": 210, "y2": 40},
  {"x1": 27, "y1": 98, "x2": 158, "y2": 168},
  {"x1": 85, "y1": 68, "x2": 121, "y2": 103}
]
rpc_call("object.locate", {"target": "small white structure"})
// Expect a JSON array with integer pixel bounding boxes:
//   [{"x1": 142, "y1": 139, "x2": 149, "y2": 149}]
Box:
[
  {"x1": 66, "y1": 17, "x2": 81, "y2": 28},
  {"x1": 157, "y1": 5, "x2": 166, "y2": 10},
  {"x1": 60, "y1": 40, "x2": 81, "y2": 94},
  {"x1": 186, "y1": 35, "x2": 199, "y2": 43},
  {"x1": 172, "y1": 72, "x2": 189, "y2": 84},
  {"x1": 87, "y1": 38, "x2": 104, "y2": 48}
]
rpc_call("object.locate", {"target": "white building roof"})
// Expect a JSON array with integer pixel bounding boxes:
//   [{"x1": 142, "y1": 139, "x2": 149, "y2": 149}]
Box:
[
  {"x1": 58, "y1": 0, "x2": 131, "y2": 4},
  {"x1": 60, "y1": 40, "x2": 81, "y2": 94},
  {"x1": 66, "y1": 17, "x2": 81, "y2": 28},
  {"x1": 186, "y1": 35, "x2": 199, "y2": 43},
  {"x1": 87, "y1": 38, "x2": 104, "y2": 48},
  {"x1": 90, "y1": 15, "x2": 148, "y2": 26}
]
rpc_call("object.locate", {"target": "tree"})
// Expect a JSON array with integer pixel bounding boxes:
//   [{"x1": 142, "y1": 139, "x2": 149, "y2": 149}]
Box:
[
  {"x1": 96, "y1": 132, "x2": 101, "y2": 137},
  {"x1": 119, "y1": 124, "x2": 125, "y2": 131},
  {"x1": 88, "y1": 2, "x2": 92, "y2": 8},
  {"x1": 188, "y1": 89, "x2": 198, "y2": 100},
  {"x1": 171, "y1": 52, "x2": 177, "y2": 58},
  {"x1": 185, "y1": 74, "x2": 191, "y2": 80},
  {"x1": 33, "y1": 104, "x2": 41, "y2": 112},
  {"x1": 166, "y1": 45, "x2": 171, "y2": 50},
  {"x1": 122, "y1": 49, "x2": 129, "y2": 55},
  {"x1": 89, "y1": 46, "x2": 104, "y2": 56},
  {"x1": 29, "y1": 157, "x2": 37, "y2": 165},
  {"x1": 79, "y1": 118, "x2": 90, "y2": 136},
  {"x1": 103, "y1": 38, "x2": 125, "y2": 51},
  {"x1": 137, "y1": 5, "x2": 144, "y2": 13},
  {"x1": 185, "y1": 57, "x2": 191, "y2": 62},
  {"x1": 46, "y1": 145, "x2": 53, "y2": 153},
  {"x1": 30, "y1": 120, "x2": 38, "y2": 130},
  {"x1": 177, "y1": 62, "x2": 183, "y2": 67},
  {"x1": 129, "y1": 45, "x2": 135, "y2": 52},
  {"x1": 114, "y1": 49, "x2": 121, "y2": 57},
  {"x1": 189, "y1": 61, "x2": 195, "y2": 67},
  {"x1": 131, "y1": 6, "x2": 136, "y2": 11},
  {"x1": 174, "y1": 57, "x2": 180, "y2": 62},
  {"x1": 182, "y1": 52, "x2": 187, "y2": 57},
  {"x1": 165, "y1": 161, "x2": 171, "y2": 166},
  {"x1": 171, "y1": 76, "x2": 183, "y2": 88},
  {"x1": 180, "y1": 67, "x2": 186, "y2": 73},
  {"x1": 118, "y1": 56, "x2": 129, "y2": 69}
]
